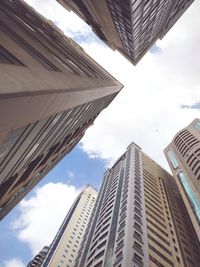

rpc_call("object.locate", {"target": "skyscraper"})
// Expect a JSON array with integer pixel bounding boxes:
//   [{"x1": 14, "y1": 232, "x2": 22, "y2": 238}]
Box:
[
  {"x1": 164, "y1": 118, "x2": 200, "y2": 242},
  {"x1": 27, "y1": 246, "x2": 49, "y2": 267},
  {"x1": 0, "y1": 0, "x2": 122, "y2": 220},
  {"x1": 56, "y1": 0, "x2": 194, "y2": 65},
  {"x1": 75, "y1": 142, "x2": 200, "y2": 267},
  {"x1": 42, "y1": 186, "x2": 97, "y2": 267}
]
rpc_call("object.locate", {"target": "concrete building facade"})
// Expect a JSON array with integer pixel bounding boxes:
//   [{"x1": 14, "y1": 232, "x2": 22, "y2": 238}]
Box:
[
  {"x1": 28, "y1": 246, "x2": 49, "y2": 267},
  {"x1": 57, "y1": 0, "x2": 194, "y2": 65},
  {"x1": 42, "y1": 186, "x2": 97, "y2": 267},
  {"x1": 0, "y1": 0, "x2": 122, "y2": 220},
  {"x1": 75, "y1": 143, "x2": 200, "y2": 267},
  {"x1": 164, "y1": 118, "x2": 200, "y2": 242}
]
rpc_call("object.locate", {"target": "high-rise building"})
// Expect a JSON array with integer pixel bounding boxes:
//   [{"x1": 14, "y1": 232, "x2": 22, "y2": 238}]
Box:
[
  {"x1": 75, "y1": 142, "x2": 200, "y2": 267},
  {"x1": 28, "y1": 246, "x2": 49, "y2": 267},
  {"x1": 164, "y1": 118, "x2": 200, "y2": 242},
  {"x1": 0, "y1": 0, "x2": 122, "y2": 220},
  {"x1": 42, "y1": 185, "x2": 97, "y2": 267},
  {"x1": 57, "y1": 0, "x2": 194, "y2": 65}
]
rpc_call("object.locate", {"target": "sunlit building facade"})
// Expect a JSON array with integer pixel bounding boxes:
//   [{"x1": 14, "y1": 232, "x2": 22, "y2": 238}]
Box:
[
  {"x1": 0, "y1": 0, "x2": 122, "y2": 220},
  {"x1": 164, "y1": 118, "x2": 200, "y2": 242},
  {"x1": 42, "y1": 186, "x2": 97, "y2": 267},
  {"x1": 57, "y1": 0, "x2": 194, "y2": 64},
  {"x1": 75, "y1": 142, "x2": 200, "y2": 267}
]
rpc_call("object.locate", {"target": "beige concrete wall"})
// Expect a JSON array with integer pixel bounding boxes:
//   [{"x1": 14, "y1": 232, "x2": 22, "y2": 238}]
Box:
[
  {"x1": 0, "y1": 0, "x2": 123, "y2": 220},
  {"x1": 48, "y1": 186, "x2": 97, "y2": 267}
]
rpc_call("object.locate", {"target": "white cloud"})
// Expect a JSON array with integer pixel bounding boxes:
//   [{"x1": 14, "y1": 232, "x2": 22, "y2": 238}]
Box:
[
  {"x1": 25, "y1": 0, "x2": 91, "y2": 38},
  {"x1": 24, "y1": 0, "x2": 200, "y2": 172},
  {"x1": 3, "y1": 1, "x2": 199, "y2": 266},
  {"x1": 2, "y1": 258, "x2": 25, "y2": 267},
  {"x1": 11, "y1": 183, "x2": 81, "y2": 256},
  {"x1": 79, "y1": 1, "x2": 200, "y2": 171}
]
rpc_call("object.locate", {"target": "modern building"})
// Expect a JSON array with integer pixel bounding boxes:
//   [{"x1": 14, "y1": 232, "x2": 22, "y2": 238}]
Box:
[
  {"x1": 42, "y1": 186, "x2": 97, "y2": 267},
  {"x1": 57, "y1": 0, "x2": 194, "y2": 65},
  {"x1": 0, "y1": 0, "x2": 122, "y2": 220},
  {"x1": 27, "y1": 246, "x2": 49, "y2": 267},
  {"x1": 75, "y1": 142, "x2": 200, "y2": 267},
  {"x1": 164, "y1": 118, "x2": 200, "y2": 242}
]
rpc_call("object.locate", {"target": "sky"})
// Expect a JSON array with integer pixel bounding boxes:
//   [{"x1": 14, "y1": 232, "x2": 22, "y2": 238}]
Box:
[{"x1": 0, "y1": 0, "x2": 200, "y2": 266}]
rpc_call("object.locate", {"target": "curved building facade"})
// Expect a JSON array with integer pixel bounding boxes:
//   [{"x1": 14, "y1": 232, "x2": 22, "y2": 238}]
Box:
[{"x1": 164, "y1": 118, "x2": 200, "y2": 242}]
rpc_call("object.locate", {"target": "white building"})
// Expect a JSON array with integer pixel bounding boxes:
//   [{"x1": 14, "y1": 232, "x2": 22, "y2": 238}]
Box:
[{"x1": 42, "y1": 185, "x2": 97, "y2": 267}]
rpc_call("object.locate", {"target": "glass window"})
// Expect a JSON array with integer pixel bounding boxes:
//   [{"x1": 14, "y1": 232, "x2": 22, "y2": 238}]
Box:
[
  {"x1": 178, "y1": 171, "x2": 200, "y2": 222},
  {"x1": 194, "y1": 121, "x2": 200, "y2": 130},
  {"x1": 0, "y1": 126, "x2": 26, "y2": 161},
  {"x1": 167, "y1": 149, "x2": 179, "y2": 169}
]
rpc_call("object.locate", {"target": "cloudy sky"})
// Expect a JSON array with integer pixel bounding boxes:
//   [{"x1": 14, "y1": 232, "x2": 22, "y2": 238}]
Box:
[{"x1": 0, "y1": 0, "x2": 200, "y2": 266}]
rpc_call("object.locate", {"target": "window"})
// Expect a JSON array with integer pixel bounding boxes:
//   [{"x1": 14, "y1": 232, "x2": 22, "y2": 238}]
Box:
[
  {"x1": 133, "y1": 241, "x2": 143, "y2": 254},
  {"x1": 116, "y1": 239, "x2": 124, "y2": 252},
  {"x1": 194, "y1": 121, "x2": 200, "y2": 130},
  {"x1": 149, "y1": 255, "x2": 164, "y2": 267},
  {"x1": 134, "y1": 222, "x2": 143, "y2": 233},
  {"x1": 94, "y1": 261, "x2": 103, "y2": 267},
  {"x1": 0, "y1": 45, "x2": 24, "y2": 65},
  {"x1": 0, "y1": 126, "x2": 26, "y2": 160},
  {"x1": 95, "y1": 250, "x2": 104, "y2": 260},
  {"x1": 134, "y1": 207, "x2": 142, "y2": 216},
  {"x1": 147, "y1": 225, "x2": 170, "y2": 245},
  {"x1": 115, "y1": 251, "x2": 123, "y2": 263},
  {"x1": 133, "y1": 252, "x2": 143, "y2": 266},
  {"x1": 134, "y1": 231, "x2": 142, "y2": 242},
  {"x1": 146, "y1": 211, "x2": 166, "y2": 228},
  {"x1": 148, "y1": 234, "x2": 172, "y2": 256},
  {"x1": 148, "y1": 244, "x2": 174, "y2": 266},
  {"x1": 167, "y1": 150, "x2": 179, "y2": 169},
  {"x1": 178, "y1": 171, "x2": 200, "y2": 221}
]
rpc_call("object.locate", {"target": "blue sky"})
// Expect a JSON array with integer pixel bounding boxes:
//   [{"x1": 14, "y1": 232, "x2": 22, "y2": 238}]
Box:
[
  {"x1": 0, "y1": 145, "x2": 106, "y2": 266},
  {"x1": 1, "y1": 0, "x2": 200, "y2": 266}
]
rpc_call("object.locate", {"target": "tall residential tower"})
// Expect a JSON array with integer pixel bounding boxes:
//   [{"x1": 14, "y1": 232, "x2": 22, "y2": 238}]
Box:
[
  {"x1": 27, "y1": 246, "x2": 49, "y2": 267},
  {"x1": 57, "y1": 0, "x2": 194, "y2": 64},
  {"x1": 0, "y1": 0, "x2": 122, "y2": 220},
  {"x1": 164, "y1": 118, "x2": 200, "y2": 242},
  {"x1": 42, "y1": 186, "x2": 97, "y2": 267},
  {"x1": 75, "y1": 143, "x2": 200, "y2": 267}
]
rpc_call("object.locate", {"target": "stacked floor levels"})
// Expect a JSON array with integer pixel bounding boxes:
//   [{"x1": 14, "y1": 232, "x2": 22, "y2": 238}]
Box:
[
  {"x1": 75, "y1": 142, "x2": 200, "y2": 267},
  {"x1": 57, "y1": 0, "x2": 194, "y2": 65},
  {"x1": 164, "y1": 118, "x2": 200, "y2": 242},
  {"x1": 42, "y1": 186, "x2": 97, "y2": 267},
  {"x1": 0, "y1": 0, "x2": 122, "y2": 220}
]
